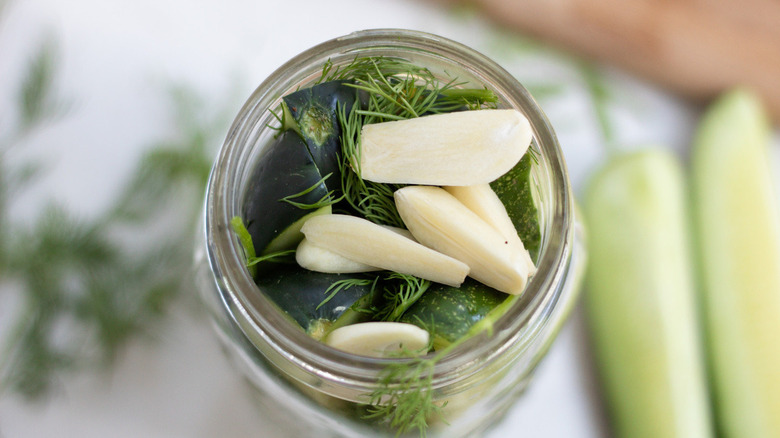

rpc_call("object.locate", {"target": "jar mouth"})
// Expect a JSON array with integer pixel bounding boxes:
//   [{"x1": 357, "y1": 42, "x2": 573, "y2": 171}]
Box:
[{"x1": 205, "y1": 29, "x2": 574, "y2": 389}]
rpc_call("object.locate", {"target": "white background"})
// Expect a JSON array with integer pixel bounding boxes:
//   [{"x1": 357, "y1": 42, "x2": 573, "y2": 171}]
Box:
[{"x1": 1, "y1": 0, "x2": 773, "y2": 437}]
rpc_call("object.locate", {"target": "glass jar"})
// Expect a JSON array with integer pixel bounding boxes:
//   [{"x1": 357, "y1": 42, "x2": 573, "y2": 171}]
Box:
[{"x1": 194, "y1": 29, "x2": 586, "y2": 438}]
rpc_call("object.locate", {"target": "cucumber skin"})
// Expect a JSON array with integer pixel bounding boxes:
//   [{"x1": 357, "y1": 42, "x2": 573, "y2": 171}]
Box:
[
  {"x1": 399, "y1": 278, "x2": 506, "y2": 349},
  {"x1": 491, "y1": 152, "x2": 541, "y2": 261},
  {"x1": 254, "y1": 266, "x2": 375, "y2": 335},
  {"x1": 584, "y1": 149, "x2": 713, "y2": 438},
  {"x1": 283, "y1": 80, "x2": 365, "y2": 193},
  {"x1": 691, "y1": 90, "x2": 780, "y2": 438},
  {"x1": 242, "y1": 131, "x2": 329, "y2": 256}
]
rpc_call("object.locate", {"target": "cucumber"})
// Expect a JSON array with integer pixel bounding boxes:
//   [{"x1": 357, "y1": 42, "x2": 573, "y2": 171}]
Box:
[
  {"x1": 243, "y1": 130, "x2": 331, "y2": 256},
  {"x1": 583, "y1": 149, "x2": 713, "y2": 438},
  {"x1": 691, "y1": 89, "x2": 780, "y2": 437},
  {"x1": 490, "y1": 152, "x2": 541, "y2": 260},
  {"x1": 283, "y1": 80, "x2": 365, "y2": 192},
  {"x1": 399, "y1": 278, "x2": 506, "y2": 350},
  {"x1": 255, "y1": 265, "x2": 378, "y2": 339}
]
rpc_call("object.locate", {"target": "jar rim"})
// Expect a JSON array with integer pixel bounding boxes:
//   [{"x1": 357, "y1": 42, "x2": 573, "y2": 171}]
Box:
[{"x1": 204, "y1": 28, "x2": 574, "y2": 390}]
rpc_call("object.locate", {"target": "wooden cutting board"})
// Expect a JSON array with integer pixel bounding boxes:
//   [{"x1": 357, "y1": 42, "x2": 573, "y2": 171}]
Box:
[{"x1": 439, "y1": 0, "x2": 780, "y2": 123}]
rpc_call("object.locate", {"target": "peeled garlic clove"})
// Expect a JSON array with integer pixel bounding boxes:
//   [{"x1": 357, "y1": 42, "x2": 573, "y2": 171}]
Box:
[
  {"x1": 445, "y1": 184, "x2": 536, "y2": 275},
  {"x1": 395, "y1": 185, "x2": 530, "y2": 295},
  {"x1": 295, "y1": 226, "x2": 419, "y2": 273},
  {"x1": 300, "y1": 214, "x2": 469, "y2": 286},
  {"x1": 381, "y1": 225, "x2": 416, "y2": 241},
  {"x1": 359, "y1": 109, "x2": 532, "y2": 185},
  {"x1": 325, "y1": 322, "x2": 430, "y2": 357},
  {"x1": 296, "y1": 238, "x2": 379, "y2": 273}
]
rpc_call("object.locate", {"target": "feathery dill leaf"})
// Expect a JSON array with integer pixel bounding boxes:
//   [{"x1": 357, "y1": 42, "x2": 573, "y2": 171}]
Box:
[
  {"x1": 0, "y1": 50, "x2": 234, "y2": 398},
  {"x1": 320, "y1": 57, "x2": 431, "y2": 85},
  {"x1": 364, "y1": 356, "x2": 442, "y2": 437},
  {"x1": 337, "y1": 102, "x2": 405, "y2": 227},
  {"x1": 376, "y1": 273, "x2": 431, "y2": 322},
  {"x1": 318, "y1": 277, "x2": 376, "y2": 310},
  {"x1": 280, "y1": 172, "x2": 343, "y2": 210},
  {"x1": 364, "y1": 292, "x2": 518, "y2": 436},
  {"x1": 578, "y1": 60, "x2": 616, "y2": 154},
  {"x1": 16, "y1": 37, "x2": 68, "y2": 134},
  {"x1": 245, "y1": 249, "x2": 296, "y2": 267}
]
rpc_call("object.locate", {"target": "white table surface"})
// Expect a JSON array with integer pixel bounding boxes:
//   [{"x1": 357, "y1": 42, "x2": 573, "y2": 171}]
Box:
[{"x1": 2, "y1": 0, "x2": 758, "y2": 437}]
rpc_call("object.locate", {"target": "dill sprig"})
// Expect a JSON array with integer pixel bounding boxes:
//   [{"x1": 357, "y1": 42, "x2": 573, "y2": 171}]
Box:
[
  {"x1": 320, "y1": 57, "x2": 432, "y2": 86},
  {"x1": 337, "y1": 102, "x2": 406, "y2": 227},
  {"x1": 246, "y1": 250, "x2": 296, "y2": 266},
  {"x1": 364, "y1": 355, "x2": 442, "y2": 437},
  {"x1": 318, "y1": 277, "x2": 376, "y2": 310},
  {"x1": 13, "y1": 37, "x2": 70, "y2": 136},
  {"x1": 363, "y1": 334, "x2": 466, "y2": 437},
  {"x1": 365, "y1": 293, "x2": 520, "y2": 436},
  {"x1": 280, "y1": 172, "x2": 343, "y2": 210},
  {"x1": 346, "y1": 57, "x2": 497, "y2": 122},
  {"x1": 578, "y1": 60, "x2": 617, "y2": 155},
  {"x1": 376, "y1": 273, "x2": 431, "y2": 322},
  {"x1": 0, "y1": 36, "x2": 232, "y2": 398},
  {"x1": 315, "y1": 272, "x2": 430, "y2": 324}
]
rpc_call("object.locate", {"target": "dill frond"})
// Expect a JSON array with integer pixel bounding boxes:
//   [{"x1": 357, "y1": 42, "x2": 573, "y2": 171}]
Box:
[
  {"x1": 280, "y1": 172, "x2": 343, "y2": 210},
  {"x1": 317, "y1": 277, "x2": 376, "y2": 310},
  {"x1": 337, "y1": 102, "x2": 405, "y2": 227},
  {"x1": 362, "y1": 296, "x2": 519, "y2": 438},
  {"x1": 246, "y1": 249, "x2": 296, "y2": 267},
  {"x1": 0, "y1": 70, "x2": 234, "y2": 399},
  {"x1": 578, "y1": 60, "x2": 616, "y2": 154},
  {"x1": 17, "y1": 37, "x2": 69, "y2": 133},
  {"x1": 376, "y1": 273, "x2": 431, "y2": 322},
  {"x1": 364, "y1": 357, "x2": 442, "y2": 437}
]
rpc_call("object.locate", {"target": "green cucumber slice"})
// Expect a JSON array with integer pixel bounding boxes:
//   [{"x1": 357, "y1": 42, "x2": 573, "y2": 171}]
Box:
[
  {"x1": 399, "y1": 278, "x2": 506, "y2": 350},
  {"x1": 255, "y1": 266, "x2": 377, "y2": 339},
  {"x1": 584, "y1": 149, "x2": 713, "y2": 438},
  {"x1": 491, "y1": 152, "x2": 541, "y2": 261},
  {"x1": 691, "y1": 89, "x2": 780, "y2": 437},
  {"x1": 243, "y1": 131, "x2": 331, "y2": 257}
]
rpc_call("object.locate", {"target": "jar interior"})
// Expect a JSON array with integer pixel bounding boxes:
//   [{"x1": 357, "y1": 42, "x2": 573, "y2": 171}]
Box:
[{"x1": 208, "y1": 29, "x2": 571, "y2": 404}]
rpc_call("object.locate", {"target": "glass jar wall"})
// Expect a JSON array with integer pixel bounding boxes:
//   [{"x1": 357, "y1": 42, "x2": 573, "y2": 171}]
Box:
[{"x1": 194, "y1": 29, "x2": 586, "y2": 438}]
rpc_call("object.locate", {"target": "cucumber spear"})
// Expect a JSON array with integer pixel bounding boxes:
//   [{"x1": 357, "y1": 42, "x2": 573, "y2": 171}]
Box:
[
  {"x1": 691, "y1": 89, "x2": 780, "y2": 438},
  {"x1": 584, "y1": 149, "x2": 713, "y2": 438}
]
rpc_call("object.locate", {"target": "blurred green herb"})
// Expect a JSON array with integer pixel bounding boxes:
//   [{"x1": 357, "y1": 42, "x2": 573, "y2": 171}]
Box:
[
  {"x1": 0, "y1": 38, "x2": 234, "y2": 399},
  {"x1": 17, "y1": 40, "x2": 66, "y2": 132},
  {"x1": 578, "y1": 60, "x2": 616, "y2": 152}
]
